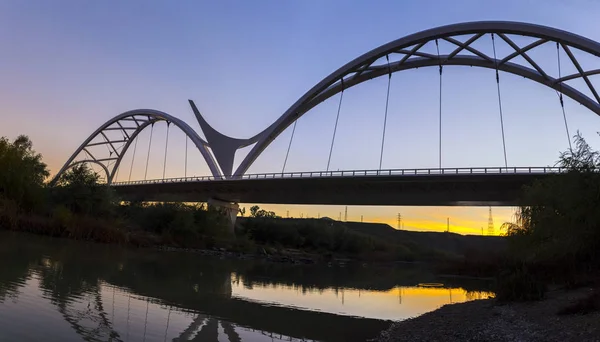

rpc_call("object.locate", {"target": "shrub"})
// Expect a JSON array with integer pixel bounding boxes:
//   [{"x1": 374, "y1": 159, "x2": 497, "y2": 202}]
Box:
[
  {"x1": 500, "y1": 132, "x2": 600, "y2": 290},
  {"x1": 0, "y1": 135, "x2": 49, "y2": 211},
  {"x1": 495, "y1": 262, "x2": 546, "y2": 302},
  {"x1": 51, "y1": 164, "x2": 117, "y2": 217}
]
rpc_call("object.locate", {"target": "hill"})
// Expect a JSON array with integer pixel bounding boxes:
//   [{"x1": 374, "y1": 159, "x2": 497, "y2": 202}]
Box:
[
  {"x1": 237, "y1": 217, "x2": 506, "y2": 262},
  {"x1": 343, "y1": 221, "x2": 506, "y2": 257}
]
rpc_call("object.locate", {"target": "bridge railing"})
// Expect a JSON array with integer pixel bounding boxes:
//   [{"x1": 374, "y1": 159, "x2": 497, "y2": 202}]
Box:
[{"x1": 111, "y1": 166, "x2": 565, "y2": 186}]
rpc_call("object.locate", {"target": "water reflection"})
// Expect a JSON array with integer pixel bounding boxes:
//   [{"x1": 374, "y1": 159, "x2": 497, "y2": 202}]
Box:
[{"x1": 0, "y1": 231, "x2": 493, "y2": 341}]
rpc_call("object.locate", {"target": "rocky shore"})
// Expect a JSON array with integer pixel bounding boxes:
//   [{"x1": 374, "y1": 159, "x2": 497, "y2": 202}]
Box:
[
  {"x1": 155, "y1": 245, "x2": 335, "y2": 265},
  {"x1": 376, "y1": 288, "x2": 599, "y2": 342}
]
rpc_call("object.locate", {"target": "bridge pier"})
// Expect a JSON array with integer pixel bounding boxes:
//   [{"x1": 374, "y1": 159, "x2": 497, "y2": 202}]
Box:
[{"x1": 208, "y1": 198, "x2": 239, "y2": 235}]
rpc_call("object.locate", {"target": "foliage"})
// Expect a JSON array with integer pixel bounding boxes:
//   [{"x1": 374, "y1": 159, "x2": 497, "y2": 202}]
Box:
[
  {"x1": 249, "y1": 205, "x2": 279, "y2": 218},
  {"x1": 496, "y1": 132, "x2": 600, "y2": 300},
  {"x1": 495, "y1": 262, "x2": 546, "y2": 302},
  {"x1": 241, "y1": 218, "x2": 400, "y2": 257},
  {"x1": 51, "y1": 164, "x2": 116, "y2": 217},
  {"x1": 502, "y1": 132, "x2": 600, "y2": 271},
  {"x1": 0, "y1": 135, "x2": 49, "y2": 210},
  {"x1": 117, "y1": 202, "x2": 229, "y2": 246}
]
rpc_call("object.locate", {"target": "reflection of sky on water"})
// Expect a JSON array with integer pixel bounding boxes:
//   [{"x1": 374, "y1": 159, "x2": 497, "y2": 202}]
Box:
[
  {"x1": 0, "y1": 274, "x2": 322, "y2": 341},
  {"x1": 0, "y1": 232, "x2": 494, "y2": 341},
  {"x1": 0, "y1": 271, "x2": 492, "y2": 341},
  {"x1": 232, "y1": 277, "x2": 493, "y2": 321}
]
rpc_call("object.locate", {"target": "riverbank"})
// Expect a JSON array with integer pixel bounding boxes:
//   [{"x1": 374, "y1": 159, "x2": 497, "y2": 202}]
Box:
[
  {"x1": 0, "y1": 206, "x2": 507, "y2": 266},
  {"x1": 376, "y1": 287, "x2": 600, "y2": 342}
]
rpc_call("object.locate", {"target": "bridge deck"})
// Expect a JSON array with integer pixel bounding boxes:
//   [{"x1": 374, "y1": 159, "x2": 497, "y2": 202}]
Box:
[{"x1": 112, "y1": 168, "x2": 557, "y2": 206}]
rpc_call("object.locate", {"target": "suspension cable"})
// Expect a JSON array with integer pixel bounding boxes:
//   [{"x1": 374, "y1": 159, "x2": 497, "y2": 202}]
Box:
[
  {"x1": 327, "y1": 79, "x2": 344, "y2": 172},
  {"x1": 379, "y1": 55, "x2": 392, "y2": 170},
  {"x1": 162, "y1": 122, "x2": 170, "y2": 179},
  {"x1": 114, "y1": 142, "x2": 123, "y2": 182},
  {"x1": 435, "y1": 39, "x2": 443, "y2": 169},
  {"x1": 282, "y1": 120, "x2": 297, "y2": 173},
  {"x1": 557, "y1": 42, "x2": 573, "y2": 151},
  {"x1": 144, "y1": 123, "x2": 155, "y2": 180},
  {"x1": 492, "y1": 34, "x2": 508, "y2": 169},
  {"x1": 128, "y1": 135, "x2": 139, "y2": 181},
  {"x1": 184, "y1": 136, "x2": 188, "y2": 178}
]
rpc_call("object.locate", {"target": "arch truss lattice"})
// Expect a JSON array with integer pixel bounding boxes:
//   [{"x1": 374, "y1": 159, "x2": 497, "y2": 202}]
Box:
[{"x1": 51, "y1": 109, "x2": 219, "y2": 185}]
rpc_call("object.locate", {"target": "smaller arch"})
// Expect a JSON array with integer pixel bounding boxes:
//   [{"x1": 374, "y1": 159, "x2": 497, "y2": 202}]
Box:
[
  {"x1": 51, "y1": 109, "x2": 221, "y2": 185},
  {"x1": 54, "y1": 160, "x2": 111, "y2": 184}
]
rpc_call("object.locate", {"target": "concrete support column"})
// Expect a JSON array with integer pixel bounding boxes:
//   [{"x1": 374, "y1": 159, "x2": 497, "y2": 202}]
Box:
[{"x1": 207, "y1": 198, "x2": 239, "y2": 235}]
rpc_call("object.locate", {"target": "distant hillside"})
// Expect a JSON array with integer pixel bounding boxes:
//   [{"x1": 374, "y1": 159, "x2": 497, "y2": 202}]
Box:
[
  {"x1": 238, "y1": 217, "x2": 506, "y2": 261},
  {"x1": 342, "y1": 221, "x2": 506, "y2": 258}
]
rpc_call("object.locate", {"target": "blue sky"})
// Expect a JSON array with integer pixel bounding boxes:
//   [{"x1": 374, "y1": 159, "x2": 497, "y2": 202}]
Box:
[{"x1": 1, "y1": 0, "x2": 599, "y2": 234}]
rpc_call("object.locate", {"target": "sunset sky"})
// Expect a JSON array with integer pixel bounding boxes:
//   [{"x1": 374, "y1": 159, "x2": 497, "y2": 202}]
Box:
[{"x1": 2, "y1": 0, "x2": 600, "y2": 235}]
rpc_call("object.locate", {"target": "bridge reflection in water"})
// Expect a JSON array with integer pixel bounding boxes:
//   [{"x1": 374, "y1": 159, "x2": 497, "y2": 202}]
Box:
[{"x1": 0, "y1": 232, "x2": 493, "y2": 342}]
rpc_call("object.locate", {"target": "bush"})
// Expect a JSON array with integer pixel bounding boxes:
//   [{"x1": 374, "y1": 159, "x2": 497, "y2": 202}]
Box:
[
  {"x1": 0, "y1": 197, "x2": 19, "y2": 229},
  {"x1": 500, "y1": 132, "x2": 600, "y2": 289},
  {"x1": 495, "y1": 262, "x2": 546, "y2": 302},
  {"x1": 51, "y1": 164, "x2": 117, "y2": 217},
  {"x1": 0, "y1": 135, "x2": 49, "y2": 211},
  {"x1": 241, "y1": 218, "x2": 389, "y2": 256}
]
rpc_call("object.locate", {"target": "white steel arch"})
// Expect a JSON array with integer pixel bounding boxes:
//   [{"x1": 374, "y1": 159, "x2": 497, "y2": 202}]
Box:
[
  {"x1": 51, "y1": 109, "x2": 219, "y2": 185},
  {"x1": 57, "y1": 21, "x2": 600, "y2": 180},
  {"x1": 220, "y1": 21, "x2": 600, "y2": 177}
]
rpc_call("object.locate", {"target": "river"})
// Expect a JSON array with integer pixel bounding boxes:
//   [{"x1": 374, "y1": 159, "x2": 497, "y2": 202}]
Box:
[{"x1": 0, "y1": 231, "x2": 493, "y2": 341}]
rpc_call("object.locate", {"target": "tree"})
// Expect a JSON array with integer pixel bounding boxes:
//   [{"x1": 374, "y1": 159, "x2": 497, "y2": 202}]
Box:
[
  {"x1": 238, "y1": 207, "x2": 246, "y2": 217},
  {"x1": 503, "y1": 131, "x2": 600, "y2": 268},
  {"x1": 249, "y1": 205, "x2": 278, "y2": 218},
  {"x1": 0, "y1": 135, "x2": 49, "y2": 211},
  {"x1": 55, "y1": 163, "x2": 100, "y2": 187},
  {"x1": 51, "y1": 163, "x2": 116, "y2": 216}
]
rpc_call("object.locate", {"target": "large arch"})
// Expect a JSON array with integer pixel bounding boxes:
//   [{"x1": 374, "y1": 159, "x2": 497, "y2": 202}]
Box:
[
  {"x1": 231, "y1": 21, "x2": 600, "y2": 177},
  {"x1": 51, "y1": 109, "x2": 220, "y2": 185}
]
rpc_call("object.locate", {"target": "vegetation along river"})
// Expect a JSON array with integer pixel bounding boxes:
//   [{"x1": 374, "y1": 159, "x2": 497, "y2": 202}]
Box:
[{"x1": 0, "y1": 231, "x2": 493, "y2": 341}]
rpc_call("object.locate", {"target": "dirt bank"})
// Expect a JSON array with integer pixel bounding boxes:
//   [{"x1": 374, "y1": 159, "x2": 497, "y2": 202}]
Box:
[{"x1": 376, "y1": 288, "x2": 599, "y2": 342}]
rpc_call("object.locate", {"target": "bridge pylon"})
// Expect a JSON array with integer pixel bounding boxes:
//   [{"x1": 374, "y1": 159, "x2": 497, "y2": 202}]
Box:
[{"x1": 207, "y1": 198, "x2": 239, "y2": 235}]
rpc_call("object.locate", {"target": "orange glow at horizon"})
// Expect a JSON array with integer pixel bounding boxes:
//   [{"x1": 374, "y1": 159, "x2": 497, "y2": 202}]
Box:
[{"x1": 240, "y1": 204, "x2": 515, "y2": 236}]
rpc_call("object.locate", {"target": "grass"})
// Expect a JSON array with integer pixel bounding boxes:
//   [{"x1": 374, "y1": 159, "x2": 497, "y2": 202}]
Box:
[{"x1": 0, "y1": 209, "x2": 128, "y2": 245}]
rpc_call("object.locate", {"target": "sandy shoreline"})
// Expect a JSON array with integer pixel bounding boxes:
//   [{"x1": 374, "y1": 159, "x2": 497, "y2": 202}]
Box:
[{"x1": 376, "y1": 288, "x2": 599, "y2": 342}]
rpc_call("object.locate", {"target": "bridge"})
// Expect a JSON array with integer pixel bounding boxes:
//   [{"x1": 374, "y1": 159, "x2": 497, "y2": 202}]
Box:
[
  {"x1": 51, "y1": 21, "x2": 600, "y2": 222},
  {"x1": 111, "y1": 167, "x2": 560, "y2": 206}
]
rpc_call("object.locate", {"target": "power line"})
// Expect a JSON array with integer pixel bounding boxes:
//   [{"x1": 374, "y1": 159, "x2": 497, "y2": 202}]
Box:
[{"x1": 488, "y1": 207, "x2": 494, "y2": 236}]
